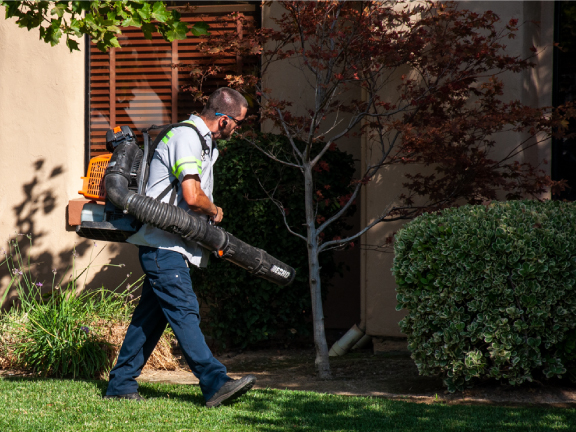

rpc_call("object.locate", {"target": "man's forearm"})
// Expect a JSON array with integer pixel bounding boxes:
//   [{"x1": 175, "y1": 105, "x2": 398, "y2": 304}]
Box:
[{"x1": 188, "y1": 195, "x2": 217, "y2": 216}]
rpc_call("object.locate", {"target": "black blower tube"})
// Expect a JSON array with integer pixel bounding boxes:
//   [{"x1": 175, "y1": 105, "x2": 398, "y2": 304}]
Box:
[{"x1": 104, "y1": 141, "x2": 296, "y2": 286}]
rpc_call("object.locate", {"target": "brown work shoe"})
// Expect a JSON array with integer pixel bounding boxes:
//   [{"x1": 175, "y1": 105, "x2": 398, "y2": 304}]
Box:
[
  {"x1": 103, "y1": 392, "x2": 144, "y2": 401},
  {"x1": 206, "y1": 375, "x2": 256, "y2": 408}
]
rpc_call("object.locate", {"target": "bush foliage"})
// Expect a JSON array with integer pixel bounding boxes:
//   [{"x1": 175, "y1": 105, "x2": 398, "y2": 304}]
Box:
[
  {"x1": 393, "y1": 200, "x2": 576, "y2": 391},
  {"x1": 191, "y1": 132, "x2": 356, "y2": 348}
]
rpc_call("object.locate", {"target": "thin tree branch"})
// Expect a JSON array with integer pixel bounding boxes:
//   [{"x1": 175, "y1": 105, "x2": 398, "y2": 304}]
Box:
[
  {"x1": 255, "y1": 176, "x2": 307, "y2": 242},
  {"x1": 318, "y1": 204, "x2": 393, "y2": 253},
  {"x1": 243, "y1": 137, "x2": 302, "y2": 169}
]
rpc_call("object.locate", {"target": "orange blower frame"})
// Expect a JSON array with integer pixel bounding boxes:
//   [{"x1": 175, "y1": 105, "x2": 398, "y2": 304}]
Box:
[{"x1": 78, "y1": 154, "x2": 112, "y2": 201}]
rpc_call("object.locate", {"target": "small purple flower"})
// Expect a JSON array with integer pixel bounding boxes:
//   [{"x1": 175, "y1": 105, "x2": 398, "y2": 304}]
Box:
[
  {"x1": 11, "y1": 268, "x2": 23, "y2": 276},
  {"x1": 52, "y1": 268, "x2": 57, "y2": 274},
  {"x1": 80, "y1": 326, "x2": 90, "y2": 334},
  {"x1": 93, "y1": 242, "x2": 97, "y2": 248},
  {"x1": 72, "y1": 251, "x2": 78, "y2": 258},
  {"x1": 36, "y1": 282, "x2": 43, "y2": 287},
  {"x1": 1, "y1": 248, "x2": 6, "y2": 255},
  {"x1": 119, "y1": 263, "x2": 125, "y2": 268}
]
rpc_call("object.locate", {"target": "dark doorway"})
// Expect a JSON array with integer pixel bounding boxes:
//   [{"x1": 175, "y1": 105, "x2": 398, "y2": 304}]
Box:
[{"x1": 553, "y1": 1, "x2": 576, "y2": 200}]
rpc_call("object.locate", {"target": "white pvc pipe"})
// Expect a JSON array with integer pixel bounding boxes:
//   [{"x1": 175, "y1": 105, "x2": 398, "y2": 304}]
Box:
[
  {"x1": 328, "y1": 324, "x2": 365, "y2": 357},
  {"x1": 351, "y1": 334, "x2": 372, "y2": 350}
]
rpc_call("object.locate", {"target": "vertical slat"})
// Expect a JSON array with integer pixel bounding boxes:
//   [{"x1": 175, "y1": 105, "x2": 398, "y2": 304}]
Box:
[
  {"x1": 110, "y1": 47, "x2": 116, "y2": 127},
  {"x1": 85, "y1": 35, "x2": 92, "y2": 169},
  {"x1": 172, "y1": 39, "x2": 179, "y2": 123},
  {"x1": 236, "y1": 14, "x2": 244, "y2": 75}
]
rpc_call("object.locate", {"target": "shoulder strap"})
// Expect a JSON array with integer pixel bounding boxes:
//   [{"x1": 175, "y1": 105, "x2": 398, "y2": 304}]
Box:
[
  {"x1": 179, "y1": 120, "x2": 210, "y2": 154},
  {"x1": 143, "y1": 121, "x2": 210, "y2": 205},
  {"x1": 155, "y1": 178, "x2": 179, "y2": 205},
  {"x1": 150, "y1": 121, "x2": 210, "y2": 163}
]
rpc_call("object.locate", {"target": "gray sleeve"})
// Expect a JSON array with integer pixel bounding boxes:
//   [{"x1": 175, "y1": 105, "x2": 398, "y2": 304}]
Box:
[{"x1": 166, "y1": 128, "x2": 204, "y2": 182}]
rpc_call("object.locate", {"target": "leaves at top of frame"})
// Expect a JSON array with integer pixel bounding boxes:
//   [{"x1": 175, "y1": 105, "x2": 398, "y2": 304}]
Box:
[{"x1": 0, "y1": 0, "x2": 211, "y2": 52}]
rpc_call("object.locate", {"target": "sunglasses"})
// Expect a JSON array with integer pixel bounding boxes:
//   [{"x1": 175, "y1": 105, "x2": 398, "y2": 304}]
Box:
[{"x1": 215, "y1": 112, "x2": 245, "y2": 128}]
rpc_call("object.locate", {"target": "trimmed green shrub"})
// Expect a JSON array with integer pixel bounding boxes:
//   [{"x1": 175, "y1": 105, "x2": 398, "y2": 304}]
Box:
[
  {"x1": 191, "y1": 132, "x2": 356, "y2": 348},
  {"x1": 393, "y1": 200, "x2": 576, "y2": 392}
]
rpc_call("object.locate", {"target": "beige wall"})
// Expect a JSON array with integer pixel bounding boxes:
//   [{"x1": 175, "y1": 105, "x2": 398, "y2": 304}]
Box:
[
  {"x1": 361, "y1": 1, "x2": 556, "y2": 336},
  {"x1": 0, "y1": 13, "x2": 142, "y2": 306}
]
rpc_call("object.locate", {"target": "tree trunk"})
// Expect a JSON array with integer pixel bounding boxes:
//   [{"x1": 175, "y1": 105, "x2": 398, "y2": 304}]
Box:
[{"x1": 304, "y1": 163, "x2": 332, "y2": 379}]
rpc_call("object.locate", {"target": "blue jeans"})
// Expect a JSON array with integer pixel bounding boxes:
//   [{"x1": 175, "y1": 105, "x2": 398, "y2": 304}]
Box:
[{"x1": 106, "y1": 246, "x2": 230, "y2": 400}]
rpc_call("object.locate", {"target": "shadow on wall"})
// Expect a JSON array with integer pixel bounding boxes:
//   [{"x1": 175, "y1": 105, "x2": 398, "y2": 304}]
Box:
[{"x1": 1, "y1": 158, "x2": 142, "y2": 309}]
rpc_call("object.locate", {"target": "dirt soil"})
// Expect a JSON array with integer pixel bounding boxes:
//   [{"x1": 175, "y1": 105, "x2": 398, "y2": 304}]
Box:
[{"x1": 135, "y1": 340, "x2": 576, "y2": 406}]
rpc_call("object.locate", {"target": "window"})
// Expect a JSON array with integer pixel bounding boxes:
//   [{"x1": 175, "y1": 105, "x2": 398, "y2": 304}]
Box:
[
  {"x1": 553, "y1": 1, "x2": 576, "y2": 200},
  {"x1": 87, "y1": 2, "x2": 259, "y2": 158}
]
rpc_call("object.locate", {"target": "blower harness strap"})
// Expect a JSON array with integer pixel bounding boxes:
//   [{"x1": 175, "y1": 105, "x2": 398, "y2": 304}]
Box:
[{"x1": 143, "y1": 121, "x2": 212, "y2": 206}]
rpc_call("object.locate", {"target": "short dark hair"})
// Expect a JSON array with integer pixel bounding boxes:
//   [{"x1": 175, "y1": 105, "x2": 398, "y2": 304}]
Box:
[{"x1": 202, "y1": 87, "x2": 248, "y2": 120}]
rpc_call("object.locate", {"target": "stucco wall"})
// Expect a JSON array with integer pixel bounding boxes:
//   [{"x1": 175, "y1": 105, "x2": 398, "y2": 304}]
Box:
[
  {"x1": 361, "y1": 1, "x2": 556, "y2": 336},
  {"x1": 0, "y1": 13, "x2": 142, "y2": 306}
]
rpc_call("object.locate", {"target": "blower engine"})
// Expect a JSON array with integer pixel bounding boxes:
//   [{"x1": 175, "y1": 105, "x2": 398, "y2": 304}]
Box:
[{"x1": 76, "y1": 125, "x2": 295, "y2": 287}]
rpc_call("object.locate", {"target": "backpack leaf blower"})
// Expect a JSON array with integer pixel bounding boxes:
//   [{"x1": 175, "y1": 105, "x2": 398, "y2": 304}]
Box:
[{"x1": 76, "y1": 125, "x2": 295, "y2": 287}]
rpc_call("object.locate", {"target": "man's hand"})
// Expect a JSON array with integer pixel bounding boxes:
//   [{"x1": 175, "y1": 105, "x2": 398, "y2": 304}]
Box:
[{"x1": 212, "y1": 206, "x2": 224, "y2": 224}]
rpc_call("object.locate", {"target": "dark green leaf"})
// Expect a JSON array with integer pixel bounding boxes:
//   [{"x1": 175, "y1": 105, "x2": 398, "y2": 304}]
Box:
[
  {"x1": 165, "y1": 21, "x2": 188, "y2": 41},
  {"x1": 66, "y1": 37, "x2": 80, "y2": 52},
  {"x1": 151, "y1": 1, "x2": 170, "y2": 23},
  {"x1": 141, "y1": 22, "x2": 155, "y2": 40},
  {"x1": 51, "y1": 4, "x2": 67, "y2": 19},
  {"x1": 4, "y1": 1, "x2": 22, "y2": 18},
  {"x1": 137, "y1": 2, "x2": 152, "y2": 20},
  {"x1": 190, "y1": 21, "x2": 211, "y2": 37}
]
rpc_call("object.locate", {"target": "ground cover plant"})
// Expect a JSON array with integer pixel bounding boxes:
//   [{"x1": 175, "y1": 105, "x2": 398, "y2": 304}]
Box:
[
  {"x1": 0, "y1": 236, "x2": 178, "y2": 378},
  {"x1": 393, "y1": 200, "x2": 576, "y2": 392},
  {"x1": 1, "y1": 377, "x2": 576, "y2": 432}
]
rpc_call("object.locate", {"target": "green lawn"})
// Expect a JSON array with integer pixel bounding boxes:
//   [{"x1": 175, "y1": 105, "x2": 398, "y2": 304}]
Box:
[{"x1": 1, "y1": 377, "x2": 575, "y2": 431}]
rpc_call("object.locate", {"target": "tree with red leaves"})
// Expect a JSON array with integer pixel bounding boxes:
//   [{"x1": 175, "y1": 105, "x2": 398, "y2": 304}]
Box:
[{"x1": 186, "y1": 1, "x2": 575, "y2": 378}]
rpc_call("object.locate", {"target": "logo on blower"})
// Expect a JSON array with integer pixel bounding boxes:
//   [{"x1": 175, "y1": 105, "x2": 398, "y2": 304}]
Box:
[{"x1": 271, "y1": 265, "x2": 290, "y2": 279}]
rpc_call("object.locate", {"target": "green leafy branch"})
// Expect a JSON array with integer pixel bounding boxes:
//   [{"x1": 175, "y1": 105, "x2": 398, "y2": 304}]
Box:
[{"x1": 0, "y1": 1, "x2": 210, "y2": 52}]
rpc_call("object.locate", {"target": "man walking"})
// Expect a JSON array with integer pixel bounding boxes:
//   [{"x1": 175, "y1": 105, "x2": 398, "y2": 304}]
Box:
[{"x1": 105, "y1": 88, "x2": 256, "y2": 408}]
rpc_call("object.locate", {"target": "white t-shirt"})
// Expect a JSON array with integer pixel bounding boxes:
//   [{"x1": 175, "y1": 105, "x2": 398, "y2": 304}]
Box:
[{"x1": 127, "y1": 115, "x2": 219, "y2": 267}]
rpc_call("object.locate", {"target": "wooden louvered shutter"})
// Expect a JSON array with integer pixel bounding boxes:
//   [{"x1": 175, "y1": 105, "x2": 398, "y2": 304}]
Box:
[{"x1": 88, "y1": 3, "x2": 259, "y2": 158}]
